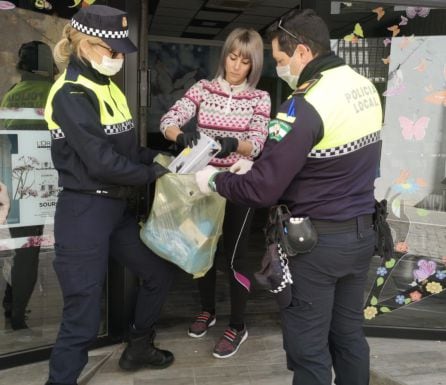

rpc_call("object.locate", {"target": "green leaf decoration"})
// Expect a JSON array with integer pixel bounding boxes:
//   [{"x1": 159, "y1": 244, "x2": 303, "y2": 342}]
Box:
[
  {"x1": 380, "y1": 306, "x2": 391, "y2": 313},
  {"x1": 404, "y1": 298, "x2": 411, "y2": 304},
  {"x1": 69, "y1": 0, "x2": 81, "y2": 7},
  {"x1": 370, "y1": 296, "x2": 378, "y2": 306},
  {"x1": 376, "y1": 277, "x2": 384, "y2": 287},
  {"x1": 385, "y1": 258, "x2": 396, "y2": 268},
  {"x1": 69, "y1": 0, "x2": 95, "y2": 8}
]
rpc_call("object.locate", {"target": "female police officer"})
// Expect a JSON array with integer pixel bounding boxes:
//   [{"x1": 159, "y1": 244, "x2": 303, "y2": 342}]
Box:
[{"x1": 44, "y1": 5, "x2": 175, "y2": 385}]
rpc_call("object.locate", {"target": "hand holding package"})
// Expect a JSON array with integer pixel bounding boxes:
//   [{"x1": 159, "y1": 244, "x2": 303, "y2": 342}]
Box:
[{"x1": 229, "y1": 159, "x2": 253, "y2": 175}]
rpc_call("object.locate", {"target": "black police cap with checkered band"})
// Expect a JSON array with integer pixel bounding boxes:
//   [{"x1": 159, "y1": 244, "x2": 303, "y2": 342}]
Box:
[{"x1": 71, "y1": 5, "x2": 137, "y2": 54}]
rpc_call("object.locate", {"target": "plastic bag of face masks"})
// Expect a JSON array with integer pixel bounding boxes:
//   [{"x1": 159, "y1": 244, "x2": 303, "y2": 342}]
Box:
[{"x1": 140, "y1": 154, "x2": 226, "y2": 278}]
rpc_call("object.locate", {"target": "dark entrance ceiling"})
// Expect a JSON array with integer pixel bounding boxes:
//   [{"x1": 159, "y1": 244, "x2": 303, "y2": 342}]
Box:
[{"x1": 147, "y1": 0, "x2": 446, "y2": 41}]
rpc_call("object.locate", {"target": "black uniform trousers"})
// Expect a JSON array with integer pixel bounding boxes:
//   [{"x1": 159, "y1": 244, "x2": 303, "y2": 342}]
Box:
[
  {"x1": 281, "y1": 217, "x2": 375, "y2": 385},
  {"x1": 47, "y1": 190, "x2": 175, "y2": 385}
]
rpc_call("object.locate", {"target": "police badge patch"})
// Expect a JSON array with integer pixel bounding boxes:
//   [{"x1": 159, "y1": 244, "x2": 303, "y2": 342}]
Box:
[{"x1": 268, "y1": 119, "x2": 292, "y2": 142}]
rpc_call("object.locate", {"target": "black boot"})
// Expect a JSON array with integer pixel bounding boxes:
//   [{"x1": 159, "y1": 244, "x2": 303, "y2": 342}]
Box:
[{"x1": 119, "y1": 328, "x2": 174, "y2": 371}]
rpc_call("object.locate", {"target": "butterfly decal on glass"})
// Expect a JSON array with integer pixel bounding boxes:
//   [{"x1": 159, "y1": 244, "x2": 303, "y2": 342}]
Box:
[
  {"x1": 406, "y1": 7, "x2": 431, "y2": 19},
  {"x1": 398, "y1": 116, "x2": 430, "y2": 141},
  {"x1": 399, "y1": 15, "x2": 408, "y2": 26},
  {"x1": 413, "y1": 58, "x2": 427, "y2": 73},
  {"x1": 343, "y1": 23, "x2": 364, "y2": 43},
  {"x1": 398, "y1": 34, "x2": 415, "y2": 49},
  {"x1": 387, "y1": 25, "x2": 400, "y2": 37},
  {"x1": 69, "y1": 0, "x2": 96, "y2": 8},
  {"x1": 394, "y1": 170, "x2": 410, "y2": 185},
  {"x1": 372, "y1": 6, "x2": 385, "y2": 21},
  {"x1": 425, "y1": 91, "x2": 446, "y2": 106},
  {"x1": 413, "y1": 259, "x2": 437, "y2": 282},
  {"x1": 0, "y1": 1, "x2": 16, "y2": 9},
  {"x1": 383, "y1": 69, "x2": 405, "y2": 97}
]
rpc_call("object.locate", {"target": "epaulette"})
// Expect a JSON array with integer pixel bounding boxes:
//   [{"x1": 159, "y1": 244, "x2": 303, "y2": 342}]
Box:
[{"x1": 292, "y1": 74, "x2": 322, "y2": 96}]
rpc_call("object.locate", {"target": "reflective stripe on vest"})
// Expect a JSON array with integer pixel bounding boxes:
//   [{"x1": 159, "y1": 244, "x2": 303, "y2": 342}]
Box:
[
  {"x1": 305, "y1": 65, "x2": 382, "y2": 158},
  {"x1": 45, "y1": 70, "x2": 133, "y2": 137},
  {"x1": 274, "y1": 65, "x2": 382, "y2": 158}
]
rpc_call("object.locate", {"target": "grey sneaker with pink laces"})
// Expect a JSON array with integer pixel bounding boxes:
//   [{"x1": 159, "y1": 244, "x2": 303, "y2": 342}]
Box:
[
  {"x1": 188, "y1": 311, "x2": 216, "y2": 338},
  {"x1": 213, "y1": 326, "x2": 248, "y2": 358}
]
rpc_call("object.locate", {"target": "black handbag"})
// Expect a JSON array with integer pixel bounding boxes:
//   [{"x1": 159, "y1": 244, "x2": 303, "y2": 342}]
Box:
[{"x1": 265, "y1": 205, "x2": 318, "y2": 256}]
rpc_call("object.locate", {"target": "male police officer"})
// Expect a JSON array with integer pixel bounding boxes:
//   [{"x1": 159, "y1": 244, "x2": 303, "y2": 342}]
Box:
[{"x1": 196, "y1": 9, "x2": 382, "y2": 385}]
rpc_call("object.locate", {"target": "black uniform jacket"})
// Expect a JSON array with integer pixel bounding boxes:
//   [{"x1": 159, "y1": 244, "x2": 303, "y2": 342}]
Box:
[
  {"x1": 215, "y1": 53, "x2": 383, "y2": 221},
  {"x1": 47, "y1": 57, "x2": 160, "y2": 191}
]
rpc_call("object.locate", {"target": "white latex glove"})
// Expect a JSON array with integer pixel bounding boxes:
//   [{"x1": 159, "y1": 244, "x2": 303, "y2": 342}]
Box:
[
  {"x1": 195, "y1": 165, "x2": 219, "y2": 194},
  {"x1": 229, "y1": 159, "x2": 253, "y2": 175},
  {"x1": 0, "y1": 181, "x2": 10, "y2": 225}
]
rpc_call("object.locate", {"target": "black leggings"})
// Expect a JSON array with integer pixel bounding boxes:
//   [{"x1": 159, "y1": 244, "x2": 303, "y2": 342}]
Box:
[{"x1": 197, "y1": 200, "x2": 254, "y2": 326}]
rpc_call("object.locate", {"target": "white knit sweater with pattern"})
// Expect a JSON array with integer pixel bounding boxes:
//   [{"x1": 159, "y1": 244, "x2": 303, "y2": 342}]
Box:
[{"x1": 160, "y1": 77, "x2": 271, "y2": 168}]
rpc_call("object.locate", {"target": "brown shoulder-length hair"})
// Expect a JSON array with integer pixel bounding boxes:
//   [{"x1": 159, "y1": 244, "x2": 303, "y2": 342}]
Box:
[{"x1": 215, "y1": 28, "x2": 264, "y2": 88}]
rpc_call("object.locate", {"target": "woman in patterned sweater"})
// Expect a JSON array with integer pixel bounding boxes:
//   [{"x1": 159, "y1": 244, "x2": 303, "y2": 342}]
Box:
[{"x1": 160, "y1": 27, "x2": 271, "y2": 358}]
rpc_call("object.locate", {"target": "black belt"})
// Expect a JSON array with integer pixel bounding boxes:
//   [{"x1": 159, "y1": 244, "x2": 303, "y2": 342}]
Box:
[
  {"x1": 63, "y1": 186, "x2": 134, "y2": 200},
  {"x1": 312, "y1": 214, "x2": 374, "y2": 234}
]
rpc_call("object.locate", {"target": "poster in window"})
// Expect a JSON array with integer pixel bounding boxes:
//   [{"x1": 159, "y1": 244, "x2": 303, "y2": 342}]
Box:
[{"x1": 0, "y1": 130, "x2": 60, "y2": 228}]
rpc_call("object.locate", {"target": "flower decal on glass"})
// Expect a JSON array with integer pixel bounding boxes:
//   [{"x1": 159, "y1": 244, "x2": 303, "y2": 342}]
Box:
[
  {"x1": 426, "y1": 282, "x2": 443, "y2": 294},
  {"x1": 436, "y1": 271, "x2": 446, "y2": 280},
  {"x1": 409, "y1": 291, "x2": 422, "y2": 302},
  {"x1": 364, "y1": 306, "x2": 378, "y2": 320},
  {"x1": 395, "y1": 295, "x2": 405, "y2": 305}
]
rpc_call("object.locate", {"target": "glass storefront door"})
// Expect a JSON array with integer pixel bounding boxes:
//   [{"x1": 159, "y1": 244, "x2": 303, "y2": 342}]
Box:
[{"x1": 363, "y1": 35, "x2": 446, "y2": 336}]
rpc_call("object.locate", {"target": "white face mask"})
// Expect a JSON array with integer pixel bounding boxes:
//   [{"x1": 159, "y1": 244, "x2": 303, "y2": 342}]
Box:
[
  {"x1": 276, "y1": 52, "x2": 300, "y2": 90},
  {"x1": 91, "y1": 55, "x2": 123, "y2": 76}
]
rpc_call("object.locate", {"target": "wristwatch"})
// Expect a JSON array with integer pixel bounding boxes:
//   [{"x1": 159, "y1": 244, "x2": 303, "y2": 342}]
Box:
[{"x1": 208, "y1": 173, "x2": 218, "y2": 192}]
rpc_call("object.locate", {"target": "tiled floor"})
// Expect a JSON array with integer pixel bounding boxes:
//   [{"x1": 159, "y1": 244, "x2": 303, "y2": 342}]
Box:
[
  {"x1": 88, "y1": 317, "x2": 293, "y2": 385},
  {"x1": 3, "y1": 321, "x2": 446, "y2": 385}
]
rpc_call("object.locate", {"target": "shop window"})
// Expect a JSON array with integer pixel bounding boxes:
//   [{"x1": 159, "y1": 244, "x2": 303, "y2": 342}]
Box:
[
  {"x1": 0, "y1": 1, "x2": 108, "y2": 361},
  {"x1": 363, "y1": 35, "x2": 446, "y2": 331}
]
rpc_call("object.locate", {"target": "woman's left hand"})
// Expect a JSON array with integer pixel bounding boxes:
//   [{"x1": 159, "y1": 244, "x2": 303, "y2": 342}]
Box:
[{"x1": 215, "y1": 136, "x2": 239, "y2": 158}]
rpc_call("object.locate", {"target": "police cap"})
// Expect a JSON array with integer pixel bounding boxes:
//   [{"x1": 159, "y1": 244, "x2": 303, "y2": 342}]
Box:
[{"x1": 71, "y1": 5, "x2": 137, "y2": 54}]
